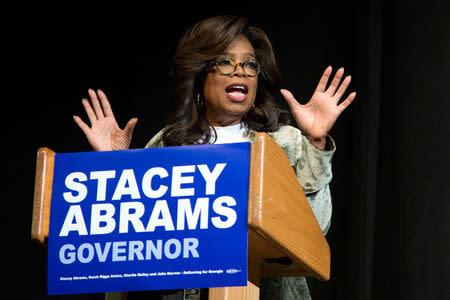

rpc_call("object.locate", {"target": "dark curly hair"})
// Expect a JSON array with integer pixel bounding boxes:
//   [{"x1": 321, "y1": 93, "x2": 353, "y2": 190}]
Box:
[{"x1": 162, "y1": 15, "x2": 290, "y2": 146}]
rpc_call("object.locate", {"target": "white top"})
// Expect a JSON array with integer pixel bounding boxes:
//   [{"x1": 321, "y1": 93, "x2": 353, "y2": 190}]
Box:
[{"x1": 209, "y1": 123, "x2": 250, "y2": 144}]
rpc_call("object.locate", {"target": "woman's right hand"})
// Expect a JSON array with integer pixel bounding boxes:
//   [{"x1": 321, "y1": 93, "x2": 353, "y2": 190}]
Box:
[{"x1": 73, "y1": 89, "x2": 138, "y2": 151}]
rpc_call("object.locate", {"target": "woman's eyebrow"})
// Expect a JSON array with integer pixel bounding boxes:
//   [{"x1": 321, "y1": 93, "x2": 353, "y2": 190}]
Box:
[{"x1": 221, "y1": 51, "x2": 256, "y2": 58}]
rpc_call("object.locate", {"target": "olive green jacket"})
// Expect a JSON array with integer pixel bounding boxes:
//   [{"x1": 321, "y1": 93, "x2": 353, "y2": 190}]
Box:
[{"x1": 145, "y1": 125, "x2": 335, "y2": 300}]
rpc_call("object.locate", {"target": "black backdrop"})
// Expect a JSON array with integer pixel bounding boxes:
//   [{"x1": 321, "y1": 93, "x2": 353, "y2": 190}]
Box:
[{"x1": 11, "y1": 0, "x2": 450, "y2": 299}]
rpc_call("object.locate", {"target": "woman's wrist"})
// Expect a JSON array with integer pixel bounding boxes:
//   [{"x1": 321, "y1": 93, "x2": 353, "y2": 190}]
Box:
[{"x1": 305, "y1": 135, "x2": 327, "y2": 150}]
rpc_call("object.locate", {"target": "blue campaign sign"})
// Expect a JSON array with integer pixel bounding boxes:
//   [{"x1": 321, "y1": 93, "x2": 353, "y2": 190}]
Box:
[{"x1": 47, "y1": 142, "x2": 250, "y2": 295}]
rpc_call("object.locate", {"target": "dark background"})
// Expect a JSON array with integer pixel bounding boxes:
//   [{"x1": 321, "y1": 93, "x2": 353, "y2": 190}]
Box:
[{"x1": 11, "y1": 0, "x2": 450, "y2": 299}]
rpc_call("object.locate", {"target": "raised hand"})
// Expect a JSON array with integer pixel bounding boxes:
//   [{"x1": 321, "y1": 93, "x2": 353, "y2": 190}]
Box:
[
  {"x1": 281, "y1": 66, "x2": 356, "y2": 149},
  {"x1": 73, "y1": 89, "x2": 138, "y2": 151}
]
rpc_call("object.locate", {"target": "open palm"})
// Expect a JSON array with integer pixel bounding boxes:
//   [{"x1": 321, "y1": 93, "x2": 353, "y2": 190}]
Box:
[
  {"x1": 281, "y1": 66, "x2": 356, "y2": 141},
  {"x1": 73, "y1": 89, "x2": 137, "y2": 151}
]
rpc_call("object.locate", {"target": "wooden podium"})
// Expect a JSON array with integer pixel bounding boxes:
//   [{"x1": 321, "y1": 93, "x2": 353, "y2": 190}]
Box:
[{"x1": 32, "y1": 133, "x2": 330, "y2": 299}]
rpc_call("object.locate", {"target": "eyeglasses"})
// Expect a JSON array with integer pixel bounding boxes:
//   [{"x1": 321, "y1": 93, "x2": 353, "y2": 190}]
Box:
[{"x1": 211, "y1": 57, "x2": 262, "y2": 77}]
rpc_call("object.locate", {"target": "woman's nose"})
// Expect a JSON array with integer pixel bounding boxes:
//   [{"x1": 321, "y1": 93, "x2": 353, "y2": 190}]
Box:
[{"x1": 230, "y1": 63, "x2": 247, "y2": 77}]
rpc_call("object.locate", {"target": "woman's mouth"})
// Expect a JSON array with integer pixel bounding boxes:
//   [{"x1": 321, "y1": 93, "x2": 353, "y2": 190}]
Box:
[{"x1": 225, "y1": 83, "x2": 248, "y2": 102}]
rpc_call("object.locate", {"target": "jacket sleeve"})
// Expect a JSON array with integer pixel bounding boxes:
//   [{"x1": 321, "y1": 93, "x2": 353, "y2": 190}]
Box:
[
  {"x1": 145, "y1": 129, "x2": 165, "y2": 148},
  {"x1": 269, "y1": 125, "x2": 335, "y2": 235}
]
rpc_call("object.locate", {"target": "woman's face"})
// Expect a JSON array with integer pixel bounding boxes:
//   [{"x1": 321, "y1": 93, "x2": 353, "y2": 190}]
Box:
[{"x1": 203, "y1": 34, "x2": 258, "y2": 126}]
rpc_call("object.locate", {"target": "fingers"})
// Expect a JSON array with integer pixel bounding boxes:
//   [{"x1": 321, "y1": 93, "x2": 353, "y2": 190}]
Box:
[
  {"x1": 73, "y1": 115, "x2": 91, "y2": 136},
  {"x1": 124, "y1": 118, "x2": 138, "y2": 137},
  {"x1": 81, "y1": 97, "x2": 97, "y2": 125},
  {"x1": 315, "y1": 65, "x2": 333, "y2": 93},
  {"x1": 326, "y1": 67, "x2": 345, "y2": 96},
  {"x1": 338, "y1": 92, "x2": 357, "y2": 113},
  {"x1": 316, "y1": 66, "x2": 353, "y2": 99},
  {"x1": 280, "y1": 89, "x2": 299, "y2": 109},
  {"x1": 81, "y1": 89, "x2": 114, "y2": 124},
  {"x1": 333, "y1": 74, "x2": 352, "y2": 101},
  {"x1": 88, "y1": 89, "x2": 105, "y2": 120},
  {"x1": 97, "y1": 89, "x2": 115, "y2": 118}
]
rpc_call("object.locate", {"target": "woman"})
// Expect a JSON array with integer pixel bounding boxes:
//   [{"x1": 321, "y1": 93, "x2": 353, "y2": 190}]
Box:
[{"x1": 74, "y1": 15, "x2": 355, "y2": 300}]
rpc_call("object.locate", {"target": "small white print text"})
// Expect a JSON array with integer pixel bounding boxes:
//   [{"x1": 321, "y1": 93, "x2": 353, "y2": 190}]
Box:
[{"x1": 59, "y1": 269, "x2": 225, "y2": 281}]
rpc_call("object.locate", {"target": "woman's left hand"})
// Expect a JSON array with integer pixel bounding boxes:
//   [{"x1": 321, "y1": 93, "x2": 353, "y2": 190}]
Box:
[{"x1": 281, "y1": 66, "x2": 356, "y2": 149}]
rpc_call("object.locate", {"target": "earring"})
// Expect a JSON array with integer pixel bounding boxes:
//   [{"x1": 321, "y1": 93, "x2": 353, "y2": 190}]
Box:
[{"x1": 197, "y1": 93, "x2": 204, "y2": 108}]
